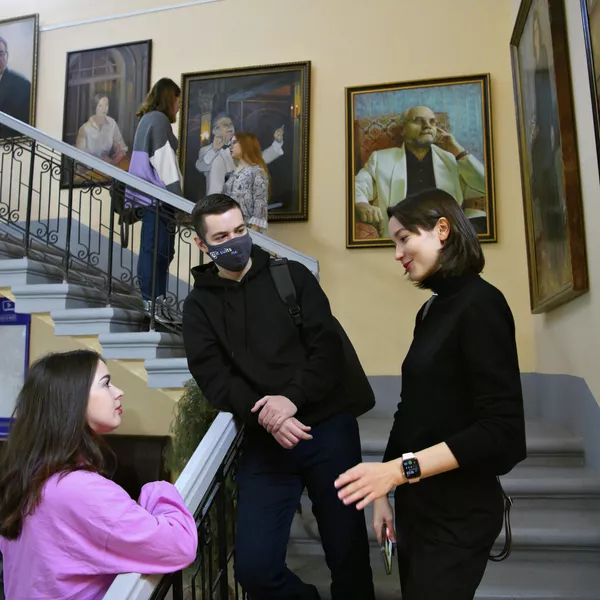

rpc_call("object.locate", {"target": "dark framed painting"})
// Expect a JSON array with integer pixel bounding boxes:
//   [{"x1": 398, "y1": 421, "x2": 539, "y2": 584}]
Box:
[
  {"x1": 511, "y1": 0, "x2": 588, "y2": 313},
  {"x1": 61, "y1": 40, "x2": 152, "y2": 187},
  {"x1": 0, "y1": 13, "x2": 39, "y2": 139},
  {"x1": 179, "y1": 61, "x2": 310, "y2": 221},
  {"x1": 346, "y1": 74, "x2": 496, "y2": 249},
  {"x1": 581, "y1": 0, "x2": 600, "y2": 175}
]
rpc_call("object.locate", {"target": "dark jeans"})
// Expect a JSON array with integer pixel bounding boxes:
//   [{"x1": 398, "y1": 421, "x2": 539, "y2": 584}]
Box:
[
  {"x1": 235, "y1": 412, "x2": 375, "y2": 600},
  {"x1": 137, "y1": 206, "x2": 175, "y2": 301}
]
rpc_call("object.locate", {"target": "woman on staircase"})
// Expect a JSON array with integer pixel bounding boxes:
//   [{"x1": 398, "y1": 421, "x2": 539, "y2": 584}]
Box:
[
  {"x1": 128, "y1": 77, "x2": 183, "y2": 320},
  {"x1": 335, "y1": 188, "x2": 526, "y2": 600},
  {"x1": 214, "y1": 131, "x2": 270, "y2": 232},
  {"x1": 0, "y1": 350, "x2": 197, "y2": 600}
]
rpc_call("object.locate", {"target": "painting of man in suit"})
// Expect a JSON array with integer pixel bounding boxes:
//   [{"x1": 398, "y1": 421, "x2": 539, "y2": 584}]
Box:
[
  {"x1": 179, "y1": 62, "x2": 310, "y2": 221},
  {"x1": 346, "y1": 75, "x2": 496, "y2": 248},
  {"x1": 0, "y1": 14, "x2": 38, "y2": 139}
]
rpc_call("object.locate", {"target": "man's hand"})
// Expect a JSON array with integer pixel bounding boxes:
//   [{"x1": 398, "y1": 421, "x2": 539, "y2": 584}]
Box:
[
  {"x1": 356, "y1": 202, "x2": 383, "y2": 224},
  {"x1": 213, "y1": 135, "x2": 225, "y2": 152},
  {"x1": 273, "y1": 125, "x2": 284, "y2": 143},
  {"x1": 435, "y1": 126, "x2": 465, "y2": 157},
  {"x1": 272, "y1": 417, "x2": 312, "y2": 449},
  {"x1": 252, "y1": 395, "x2": 297, "y2": 433}
]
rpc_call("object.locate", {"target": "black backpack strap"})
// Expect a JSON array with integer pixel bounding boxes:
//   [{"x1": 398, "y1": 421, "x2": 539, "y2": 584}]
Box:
[{"x1": 269, "y1": 258, "x2": 303, "y2": 327}]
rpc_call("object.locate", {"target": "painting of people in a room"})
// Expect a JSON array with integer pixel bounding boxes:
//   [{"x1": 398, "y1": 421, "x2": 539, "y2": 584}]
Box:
[
  {"x1": 179, "y1": 62, "x2": 310, "y2": 221},
  {"x1": 511, "y1": 0, "x2": 587, "y2": 313},
  {"x1": 61, "y1": 40, "x2": 151, "y2": 187},
  {"x1": 0, "y1": 14, "x2": 38, "y2": 139},
  {"x1": 346, "y1": 74, "x2": 496, "y2": 248}
]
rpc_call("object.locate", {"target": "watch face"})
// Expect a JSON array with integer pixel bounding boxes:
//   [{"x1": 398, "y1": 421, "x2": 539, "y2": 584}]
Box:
[{"x1": 403, "y1": 457, "x2": 421, "y2": 479}]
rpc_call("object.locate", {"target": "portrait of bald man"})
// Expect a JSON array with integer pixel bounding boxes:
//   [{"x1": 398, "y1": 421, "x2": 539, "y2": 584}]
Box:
[
  {"x1": 0, "y1": 33, "x2": 33, "y2": 138},
  {"x1": 354, "y1": 105, "x2": 487, "y2": 236}
]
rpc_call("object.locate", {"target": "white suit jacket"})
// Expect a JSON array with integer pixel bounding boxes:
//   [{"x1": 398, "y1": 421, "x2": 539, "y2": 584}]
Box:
[
  {"x1": 196, "y1": 141, "x2": 283, "y2": 195},
  {"x1": 354, "y1": 145, "x2": 486, "y2": 235}
]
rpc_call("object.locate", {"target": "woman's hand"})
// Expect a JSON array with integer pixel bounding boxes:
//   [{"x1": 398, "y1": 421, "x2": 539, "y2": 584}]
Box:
[
  {"x1": 334, "y1": 461, "x2": 403, "y2": 510},
  {"x1": 373, "y1": 496, "x2": 396, "y2": 545}
]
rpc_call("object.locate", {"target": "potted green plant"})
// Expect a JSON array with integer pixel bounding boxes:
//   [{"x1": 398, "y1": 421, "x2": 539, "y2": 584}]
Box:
[{"x1": 164, "y1": 378, "x2": 219, "y2": 475}]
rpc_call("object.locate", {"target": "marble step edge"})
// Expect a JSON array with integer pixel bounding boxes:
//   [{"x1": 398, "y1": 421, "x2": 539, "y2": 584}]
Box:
[
  {"x1": 290, "y1": 507, "x2": 600, "y2": 550},
  {"x1": 285, "y1": 553, "x2": 600, "y2": 599},
  {"x1": 51, "y1": 307, "x2": 146, "y2": 336},
  {"x1": 10, "y1": 282, "x2": 107, "y2": 313},
  {"x1": 145, "y1": 357, "x2": 191, "y2": 389},
  {"x1": 0, "y1": 256, "x2": 64, "y2": 285},
  {"x1": 98, "y1": 331, "x2": 185, "y2": 361}
]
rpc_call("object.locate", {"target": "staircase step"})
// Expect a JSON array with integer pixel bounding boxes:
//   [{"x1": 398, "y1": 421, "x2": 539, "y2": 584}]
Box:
[
  {"x1": 358, "y1": 417, "x2": 585, "y2": 467},
  {"x1": 478, "y1": 559, "x2": 600, "y2": 599},
  {"x1": 51, "y1": 307, "x2": 146, "y2": 336},
  {"x1": 0, "y1": 232, "x2": 67, "y2": 260},
  {"x1": 98, "y1": 331, "x2": 185, "y2": 360},
  {"x1": 502, "y1": 466, "x2": 600, "y2": 508},
  {"x1": 0, "y1": 235, "x2": 25, "y2": 259},
  {"x1": 0, "y1": 257, "x2": 64, "y2": 286},
  {"x1": 289, "y1": 505, "x2": 600, "y2": 557},
  {"x1": 10, "y1": 283, "x2": 107, "y2": 313},
  {"x1": 284, "y1": 552, "x2": 600, "y2": 599},
  {"x1": 145, "y1": 357, "x2": 191, "y2": 388}
]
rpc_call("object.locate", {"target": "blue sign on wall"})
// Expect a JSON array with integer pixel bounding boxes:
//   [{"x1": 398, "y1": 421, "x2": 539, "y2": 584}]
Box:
[{"x1": 0, "y1": 297, "x2": 30, "y2": 438}]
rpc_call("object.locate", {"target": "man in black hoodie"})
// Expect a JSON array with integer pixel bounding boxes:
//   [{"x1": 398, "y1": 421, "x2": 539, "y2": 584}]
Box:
[{"x1": 182, "y1": 194, "x2": 375, "y2": 600}]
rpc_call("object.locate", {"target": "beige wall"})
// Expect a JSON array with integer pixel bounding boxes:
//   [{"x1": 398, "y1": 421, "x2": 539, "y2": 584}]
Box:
[
  {"x1": 27, "y1": 313, "x2": 178, "y2": 435},
  {"x1": 3, "y1": 0, "x2": 535, "y2": 374},
  {"x1": 511, "y1": 0, "x2": 600, "y2": 405}
]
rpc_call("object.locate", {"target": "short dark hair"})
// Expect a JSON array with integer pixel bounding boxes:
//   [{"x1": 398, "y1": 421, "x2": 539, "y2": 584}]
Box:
[
  {"x1": 192, "y1": 193, "x2": 242, "y2": 238},
  {"x1": 90, "y1": 93, "x2": 109, "y2": 115},
  {"x1": 387, "y1": 188, "x2": 484, "y2": 282}
]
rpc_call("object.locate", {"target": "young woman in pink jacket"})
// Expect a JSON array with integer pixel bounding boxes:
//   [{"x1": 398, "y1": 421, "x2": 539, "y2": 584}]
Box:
[{"x1": 0, "y1": 350, "x2": 198, "y2": 600}]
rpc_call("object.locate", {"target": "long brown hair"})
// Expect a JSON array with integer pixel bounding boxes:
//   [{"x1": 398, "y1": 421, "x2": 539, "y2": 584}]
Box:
[
  {"x1": 137, "y1": 77, "x2": 181, "y2": 123},
  {"x1": 235, "y1": 132, "x2": 269, "y2": 173},
  {"x1": 0, "y1": 350, "x2": 113, "y2": 540}
]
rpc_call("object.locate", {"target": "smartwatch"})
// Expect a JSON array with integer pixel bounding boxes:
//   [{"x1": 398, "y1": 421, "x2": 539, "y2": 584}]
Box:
[{"x1": 401, "y1": 452, "x2": 421, "y2": 483}]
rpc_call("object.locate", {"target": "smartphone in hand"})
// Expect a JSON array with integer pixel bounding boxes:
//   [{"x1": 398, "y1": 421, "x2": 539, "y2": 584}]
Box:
[{"x1": 380, "y1": 524, "x2": 394, "y2": 575}]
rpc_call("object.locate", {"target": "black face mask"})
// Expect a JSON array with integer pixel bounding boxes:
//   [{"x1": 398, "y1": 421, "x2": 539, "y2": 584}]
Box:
[{"x1": 203, "y1": 232, "x2": 252, "y2": 272}]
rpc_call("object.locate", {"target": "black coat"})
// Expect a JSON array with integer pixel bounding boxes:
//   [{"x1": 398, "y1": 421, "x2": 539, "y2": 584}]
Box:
[{"x1": 0, "y1": 69, "x2": 32, "y2": 137}]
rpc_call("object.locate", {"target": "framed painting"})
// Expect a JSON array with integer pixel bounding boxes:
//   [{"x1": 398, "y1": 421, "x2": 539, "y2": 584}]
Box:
[
  {"x1": 511, "y1": 0, "x2": 588, "y2": 313},
  {"x1": 61, "y1": 40, "x2": 152, "y2": 187},
  {"x1": 581, "y1": 0, "x2": 600, "y2": 174},
  {"x1": 346, "y1": 74, "x2": 496, "y2": 248},
  {"x1": 179, "y1": 61, "x2": 310, "y2": 221},
  {"x1": 0, "y1": 13, "x2": 39, "y2": 139}
]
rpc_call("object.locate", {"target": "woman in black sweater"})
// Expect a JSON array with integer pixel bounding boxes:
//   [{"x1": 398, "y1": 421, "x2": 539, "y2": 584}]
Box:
[{"x1": 335, "y1": 188, "x2": 526, "y2": 599}]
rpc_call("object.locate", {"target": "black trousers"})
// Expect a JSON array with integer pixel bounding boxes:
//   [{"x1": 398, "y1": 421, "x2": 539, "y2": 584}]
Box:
[
  {"x1": 234, "y1": 412, "x2": 375, "y2": 600},
  {"x1": 394, "y1": 470, "x2": 504, "y2": 600}
]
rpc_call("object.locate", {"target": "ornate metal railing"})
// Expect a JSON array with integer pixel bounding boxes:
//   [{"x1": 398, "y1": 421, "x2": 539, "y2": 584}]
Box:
[
  {"x1": 0, "y1": 112, "x2": 319, "y2": 334},
  {"x1": 103, "y1": 413, "x2": 245, "y2": 600},
  {"x1": 151, "y1": 428, "x2": 245, "y2": 600}
]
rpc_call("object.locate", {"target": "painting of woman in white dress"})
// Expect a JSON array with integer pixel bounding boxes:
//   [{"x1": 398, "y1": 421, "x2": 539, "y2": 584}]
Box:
[
  {"x1": 61, "y1": 40, "x2": 151, "y2": 187},
  {"x1": 75, "y1": 94, "x2": 128, "y2": 166}
]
